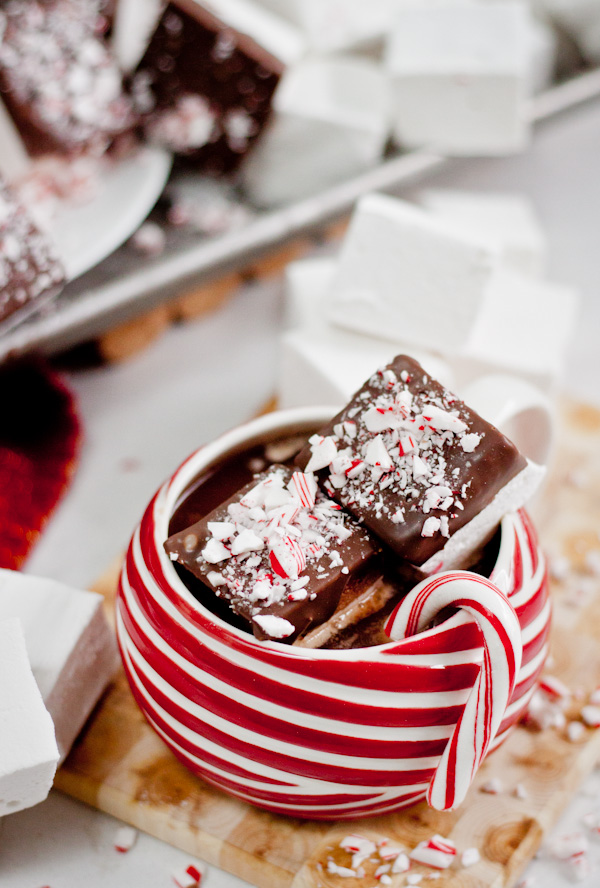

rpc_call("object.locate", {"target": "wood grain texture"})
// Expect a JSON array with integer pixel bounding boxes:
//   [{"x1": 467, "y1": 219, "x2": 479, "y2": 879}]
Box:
[{"x1": 55, "y1": 400, "x2": 600, "y2": 888}]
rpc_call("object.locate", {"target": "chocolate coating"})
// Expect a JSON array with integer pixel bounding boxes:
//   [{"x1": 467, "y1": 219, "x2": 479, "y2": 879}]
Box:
[{"x1": 295, "y1": 354, "x2": 527, "y2": 567}]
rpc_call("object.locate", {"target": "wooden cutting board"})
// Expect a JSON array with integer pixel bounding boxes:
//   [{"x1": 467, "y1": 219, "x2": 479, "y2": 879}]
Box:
[{"x1": 55, "y1": 400, "x2": 600, "y2": 888}]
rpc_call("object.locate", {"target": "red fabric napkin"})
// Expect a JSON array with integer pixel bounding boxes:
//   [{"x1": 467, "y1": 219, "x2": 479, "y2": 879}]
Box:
[{"x1": 0, "y1": 357, "x2": 82, "y2": 569}]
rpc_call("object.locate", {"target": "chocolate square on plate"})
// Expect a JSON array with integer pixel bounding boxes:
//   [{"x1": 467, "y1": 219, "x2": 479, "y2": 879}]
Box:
[{"x1": 134, "y1": 0, "x2": 286, "y2": 173}]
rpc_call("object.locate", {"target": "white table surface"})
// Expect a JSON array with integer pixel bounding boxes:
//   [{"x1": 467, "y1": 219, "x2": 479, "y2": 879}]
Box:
[{"x1": 2, "y1": 96, "x2": 600, "y2": 887}]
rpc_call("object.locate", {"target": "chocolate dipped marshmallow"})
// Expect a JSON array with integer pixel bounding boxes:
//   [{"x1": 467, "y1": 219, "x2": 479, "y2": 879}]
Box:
[
  {"x1": 165, "y1": 464, "x2": 379, "y2": 643},
  {"x1": 295, "y1": 354, "x2": 545, "y2": 575}
]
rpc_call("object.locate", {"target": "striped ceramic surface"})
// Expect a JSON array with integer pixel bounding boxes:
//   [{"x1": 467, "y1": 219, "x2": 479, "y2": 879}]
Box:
[{"x1": 116, "y1": 408, "x2": 550, "y2": 820}]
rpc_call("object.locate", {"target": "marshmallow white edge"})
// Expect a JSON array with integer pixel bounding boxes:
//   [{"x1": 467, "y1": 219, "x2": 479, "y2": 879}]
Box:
[
  {"x1": 419, "y1": 460, "x2": 546, "y2": 575},
  {"x1": 0, "y1": 569, "x2": 120, "y2": 763},
  {"x1": 0, "y1": 619, "x2": 59, "y2": 816}
]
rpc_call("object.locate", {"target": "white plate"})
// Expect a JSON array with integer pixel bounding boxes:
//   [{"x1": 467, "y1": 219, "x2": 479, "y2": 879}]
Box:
[{"x1": 51, "y1": 145, "x2": 172, "y2": 281}]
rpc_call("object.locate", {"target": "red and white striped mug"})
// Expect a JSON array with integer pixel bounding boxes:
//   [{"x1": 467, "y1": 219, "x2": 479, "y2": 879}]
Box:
[{"x1": 117, "y1": 407, "x2": 550, "y2": 820}]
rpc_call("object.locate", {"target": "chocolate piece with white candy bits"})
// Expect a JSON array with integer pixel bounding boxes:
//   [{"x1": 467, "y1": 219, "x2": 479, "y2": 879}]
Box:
[
  {"x1": 0, "y1": 176, "x2": 65, "y2": 327},
  {"x1": 165, "y1": 464, "x2": 379, "y2": 643},
  {"x1": 295, "y1": 354, "x2": 544, "y2": 575},
  {"x1": 132, "y1": 0, "x2": 303, "y2": 174},
  {"x1": 0, "y1": 0, "x2": 132, "y2": 156}
]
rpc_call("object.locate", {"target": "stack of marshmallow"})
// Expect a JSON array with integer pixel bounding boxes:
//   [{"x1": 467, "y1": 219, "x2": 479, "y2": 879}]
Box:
[
  {"x1": 279, "y1": 187, "x2": 579, "y2": 448},
  {"x1": 0, "y1": 569, "x2": 118, "y2": 817}
]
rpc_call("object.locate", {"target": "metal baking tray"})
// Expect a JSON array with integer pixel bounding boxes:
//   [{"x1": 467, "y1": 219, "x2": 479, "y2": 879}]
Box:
[{"x1": 2, "y1": 66, "x2": 600, "y2": 363}]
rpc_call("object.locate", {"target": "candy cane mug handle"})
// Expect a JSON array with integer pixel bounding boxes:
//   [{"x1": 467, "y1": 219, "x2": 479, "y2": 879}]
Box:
[{"x1": 386, "y1": 571, "x2": 522, "y2": 811}]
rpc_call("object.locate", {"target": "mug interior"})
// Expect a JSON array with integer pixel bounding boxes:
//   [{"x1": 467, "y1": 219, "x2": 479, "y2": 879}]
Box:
[{"x1": 153, "y1": 407, "x2": 506, "y2": 657}]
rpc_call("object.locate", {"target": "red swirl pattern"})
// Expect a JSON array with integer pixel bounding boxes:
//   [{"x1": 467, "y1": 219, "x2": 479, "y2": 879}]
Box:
[{"x1": 116, "y1": 420, "x2": 550, "y2": 821}]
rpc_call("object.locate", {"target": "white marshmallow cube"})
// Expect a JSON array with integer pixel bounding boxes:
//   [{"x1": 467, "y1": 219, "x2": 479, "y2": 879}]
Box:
[
  {"x1": 255, "y1": 0, "x2": 394, "y2": 53},
  {"x1": 461, "y1": 267, "x2": 580, "y2": 390},
  {"x1": 385, "y1": 0, "x2": 530, "y2": 155},
  {"x1": 418, "y1": 189, "x2": 546, "y2": 278},
  {"x1": 242, "y1": 57, "x2": 390, "y2": 207},
  {"x1": 0, "y1": 98, "x2": 29, "y2": 183},
  {"x1": 327, "y1": 192, "x2": 499, "y2": 354},
  {"x1": 0, "y1": 619, "x2": 59, "y2": 816},
  {"x1": 279, "y1": 254, "x2": 455, "y2": 407},
  {"x1": 0, "y1": 570, "x2": 119, "y2": 763}
]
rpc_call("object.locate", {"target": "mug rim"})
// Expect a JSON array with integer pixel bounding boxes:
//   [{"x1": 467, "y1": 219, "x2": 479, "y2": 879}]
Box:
[{"x1": 152, "y1": 406, "x2": 515, "y2": 658}]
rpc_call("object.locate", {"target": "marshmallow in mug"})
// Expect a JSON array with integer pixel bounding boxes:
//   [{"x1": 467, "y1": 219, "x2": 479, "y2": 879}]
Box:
[
  {"x1": 0, "y1": 619, "x2": 59, "y2": 816},
  {"x1": 295, "y1": 354, "x2": 545, "y2": 576},
  {"x1": 165, "y1": 463, "x2": 381, "y2": 643},
  {"x1": 385, "y1": 0, "x2": 531, "y2": 155},
  {"x1": 0, "y1": 569, "x2": 119, "y2": 763},
  {"x1": 168, "y1": 354, "x2": 544, "y2": 643}
]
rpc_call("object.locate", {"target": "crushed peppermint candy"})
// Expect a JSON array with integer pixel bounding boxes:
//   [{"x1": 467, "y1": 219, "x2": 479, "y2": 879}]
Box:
[
  {"x1": 172, "y1": 862, "x2": 205, "y2": 888},
  {"x1": 165, "y1": 464, "x2": 376, "y2": 642},
  {"x1": 551, "y1": 832, "x2": 589, "y2": 861},
  {"x1": 581, "y1": 705, "x2": 600, "y2": 728},
  {"x1": 114, "y1": 825, "x2": 137, "y2": 853},
  {"x1": 480, "y1": 778, "x2": 504, "y2": 795},
  {"x1": 409, "y1": 835, "x2": 456, "y2": 870}
]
